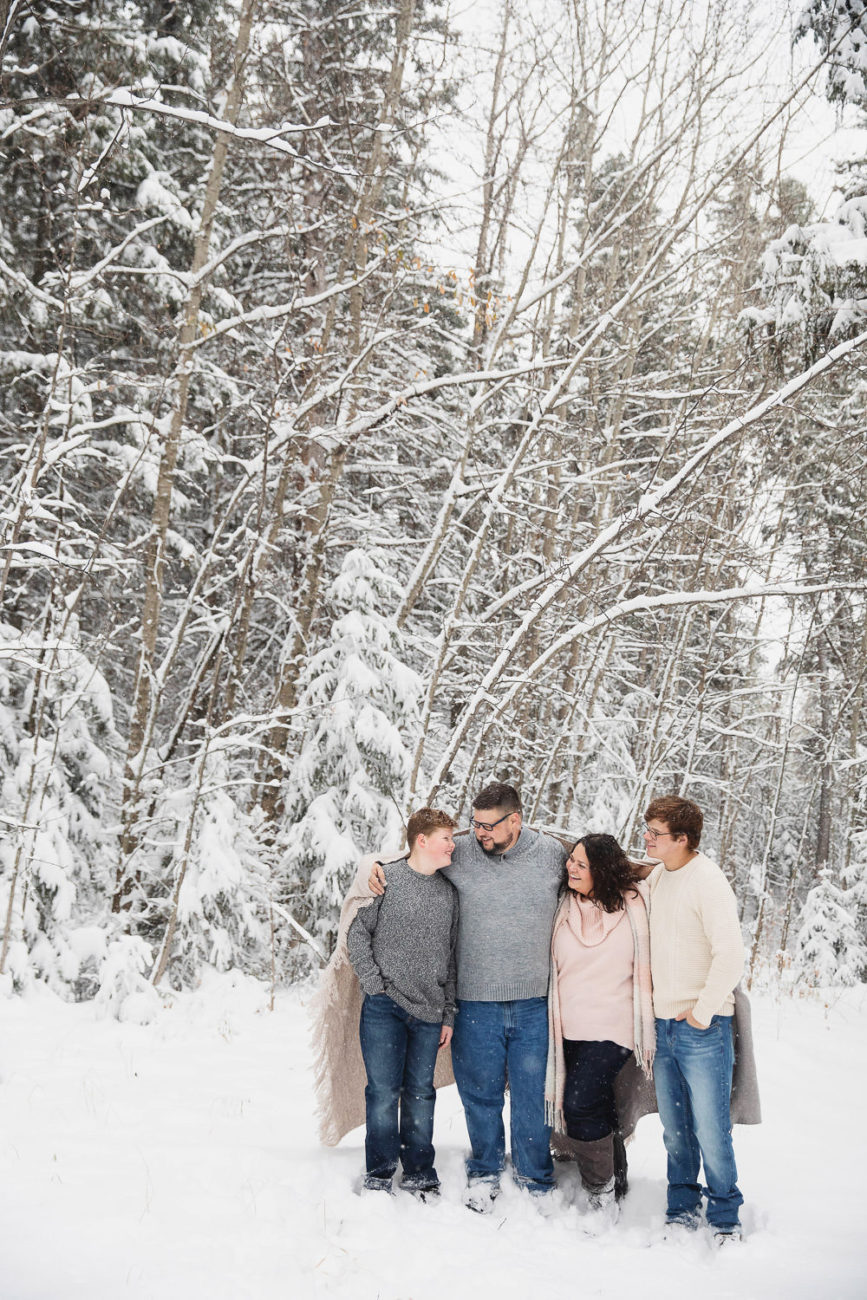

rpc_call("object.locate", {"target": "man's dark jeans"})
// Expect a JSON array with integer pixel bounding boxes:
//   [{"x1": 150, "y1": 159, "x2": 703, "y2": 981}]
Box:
[{"x1": 358, "y1": 993, "x2": 442, "y2": 1190}]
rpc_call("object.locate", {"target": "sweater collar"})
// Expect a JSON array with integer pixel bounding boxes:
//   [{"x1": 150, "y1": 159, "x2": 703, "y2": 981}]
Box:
[
  {"x1": 565, "y1": 893, "x2": 625, "y2": 945},
  {"x1": 480, "y1": 824, "x2": 536, "y2": 863},
  {"x1": 653, "y1": 850, "x2": 714, "y2": 881}
]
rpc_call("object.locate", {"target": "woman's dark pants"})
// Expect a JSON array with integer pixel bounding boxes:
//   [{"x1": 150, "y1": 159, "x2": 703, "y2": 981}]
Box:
[
  {"x1": 562, "y1": 1038, "x2": 632, "y2": 1141},
  {"x1": 563, "y1": 1038, "x2": 631, "y2": 1195}
]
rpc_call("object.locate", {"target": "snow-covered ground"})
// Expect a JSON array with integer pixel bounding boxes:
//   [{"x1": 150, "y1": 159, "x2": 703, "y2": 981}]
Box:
[{"x1": 1, "y1": 974, "x2": 864, "y2": 1300}]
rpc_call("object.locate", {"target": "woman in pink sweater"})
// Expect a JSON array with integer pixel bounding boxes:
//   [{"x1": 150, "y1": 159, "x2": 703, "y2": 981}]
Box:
[{"x1": 545, "y1": 834, "x2": 654, "y2": 1219}]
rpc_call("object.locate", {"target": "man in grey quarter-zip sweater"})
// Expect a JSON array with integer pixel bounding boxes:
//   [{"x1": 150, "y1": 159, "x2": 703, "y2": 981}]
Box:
[{"x1": 369, "y1": 781, "x2": 567, "y2": 1208}]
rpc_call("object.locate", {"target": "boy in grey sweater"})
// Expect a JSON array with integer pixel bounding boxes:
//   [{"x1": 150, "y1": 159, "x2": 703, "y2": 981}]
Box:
[{"x1": 347, "y1": 807, "x2": 459, "y2": 1197}]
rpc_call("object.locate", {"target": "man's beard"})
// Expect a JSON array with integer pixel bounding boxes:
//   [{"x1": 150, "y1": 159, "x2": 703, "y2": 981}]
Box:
[{"x1": 480, "y1": 832, "x2": 516, "y2": 856}]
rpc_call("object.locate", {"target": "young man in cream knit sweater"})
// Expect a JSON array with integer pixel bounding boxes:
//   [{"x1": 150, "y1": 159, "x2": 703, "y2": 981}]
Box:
[{"x1": 644, "y1": 796, "x2": 745, "y2": 1244}]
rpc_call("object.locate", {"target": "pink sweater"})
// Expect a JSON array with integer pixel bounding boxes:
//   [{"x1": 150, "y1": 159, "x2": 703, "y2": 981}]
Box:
[{"x1": 553, "y1": 895, "x2": 635, "y2": 1051}]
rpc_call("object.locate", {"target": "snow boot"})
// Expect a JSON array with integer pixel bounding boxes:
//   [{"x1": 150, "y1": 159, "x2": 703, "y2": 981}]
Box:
[
  {"x1": 575, "y1": 1134, "x2": 615, "y2": 1194},
  {"x1": 576, "y1": 1135, "x2": 619, "y2": 1227},
  {"x1": 359, "y1": 1175, "x2": 394, "y2": 1197}
]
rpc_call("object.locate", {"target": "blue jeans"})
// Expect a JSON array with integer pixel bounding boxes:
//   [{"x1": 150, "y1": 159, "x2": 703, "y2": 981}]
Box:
[
  {"x1": 359, "y1": 994, "x2": 443, "y2": 1189},
  {"x1": 654, "y1": 1015, "x2": 743, "y2": 1231},
  {"x1": 451, "y1": 997, "x2": 554, "y2": 1193},
  {"x1": 562, "y1": 1039, "x2": 632, "y2": 1142}
]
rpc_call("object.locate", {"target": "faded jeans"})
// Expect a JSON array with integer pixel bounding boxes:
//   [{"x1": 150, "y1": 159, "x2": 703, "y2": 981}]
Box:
[{"x1": 654, "y1": 1015, "x2": 744, "y2": 1231}]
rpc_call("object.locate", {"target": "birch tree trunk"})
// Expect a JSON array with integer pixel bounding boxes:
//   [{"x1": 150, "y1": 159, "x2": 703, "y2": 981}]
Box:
[{"x1": 114, "y1": 0, "x2": 258, "y2": 910}]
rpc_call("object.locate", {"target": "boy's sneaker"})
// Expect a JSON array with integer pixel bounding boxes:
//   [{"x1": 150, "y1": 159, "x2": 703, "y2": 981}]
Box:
[
  {"x1": 403, "y1": 1182, "x2": 441, "y2": 1204},
  {"x1": 713, "y1": 1227, "x2": 743, "y2": 1247},
  {"x1": 587, "y1": 1178, "x2": 616, "y2": 1214},
  {"x1": 661, "y1": 1215, "x2": 701, "y2": 1241},
  {"x1": 464, "y1": 1181, "x2": 500, "y2": 1214},
  {"x1": 360, "y1": 1175, "x2": 394, "y2": 1196}
]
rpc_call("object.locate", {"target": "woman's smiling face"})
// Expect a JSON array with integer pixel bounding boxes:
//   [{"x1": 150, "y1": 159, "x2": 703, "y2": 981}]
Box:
[{"x1": 566, "y1": 843, "x2": 594, "y2": 898}]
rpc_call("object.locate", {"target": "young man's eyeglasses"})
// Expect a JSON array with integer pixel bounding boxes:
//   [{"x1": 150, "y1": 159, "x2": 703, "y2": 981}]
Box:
[
  {"x1": 643, "y1": 822, "x2": 676, "y2": 840},
  {"x1": 471, "y1": 813, "x2": 511, "y2": 832}
]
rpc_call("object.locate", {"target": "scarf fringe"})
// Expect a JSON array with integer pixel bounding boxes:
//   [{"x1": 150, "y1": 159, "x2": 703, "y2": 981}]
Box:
[
  {"x1": 635, "y1": 1043, "x2": 655, "y2": 1079},
  {"x1": 545, "y1": 1099, "x2": 564, "y2": 1131}
]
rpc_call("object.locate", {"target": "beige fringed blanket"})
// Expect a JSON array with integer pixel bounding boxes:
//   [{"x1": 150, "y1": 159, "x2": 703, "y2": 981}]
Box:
[{"x1": 310, "y1": 851, "x2": 455, "y2": 1147}]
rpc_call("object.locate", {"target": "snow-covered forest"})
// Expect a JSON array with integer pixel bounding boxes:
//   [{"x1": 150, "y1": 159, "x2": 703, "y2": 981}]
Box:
[{"x1": 1, "y1": 0, "x2": 866, "y2": 1010}]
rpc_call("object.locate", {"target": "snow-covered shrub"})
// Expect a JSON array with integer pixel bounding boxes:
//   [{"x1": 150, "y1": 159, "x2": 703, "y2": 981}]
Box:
[{"x1": 93, "y1": 933, "x2": 160, "y2": 1023}]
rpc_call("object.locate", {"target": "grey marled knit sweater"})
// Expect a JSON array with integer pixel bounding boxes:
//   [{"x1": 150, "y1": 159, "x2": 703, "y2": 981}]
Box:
[
  {"x1": 443, "y1": 826, "x2": 567, "y2": 1000},
  {"x1": 346, "y1": 859, "x2": 458, "y2": 1025}
]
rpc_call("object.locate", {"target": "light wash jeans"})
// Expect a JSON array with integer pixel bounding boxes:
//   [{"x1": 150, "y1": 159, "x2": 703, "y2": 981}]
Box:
[
  {"x1": 451, "y1": 997, "x2": 554, "y2": 1193},
  {"x1": 653, "y1": 1014, "x2": 744, "y2": 1231}
]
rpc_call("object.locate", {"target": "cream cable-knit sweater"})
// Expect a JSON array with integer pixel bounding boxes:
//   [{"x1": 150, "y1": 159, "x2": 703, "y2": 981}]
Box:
[{"x1": 648, "y1": 851, "x2": 744, "y2": 1027}]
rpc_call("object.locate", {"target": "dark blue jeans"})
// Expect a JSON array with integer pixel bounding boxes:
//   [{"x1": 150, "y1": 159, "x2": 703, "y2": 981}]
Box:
[
  {"x1": 654, "y1": 1015, "x2": 743, "y2": 1231},
  {"x1": 451, "y1": 997, "x2": 554, "y2": 1193},
  {"x1": 562, "y1": 1039, "x2": 632, "y2": 1142},
  {"x1": 358, "y1": 993, "x2": 442, "y2": 1189}
]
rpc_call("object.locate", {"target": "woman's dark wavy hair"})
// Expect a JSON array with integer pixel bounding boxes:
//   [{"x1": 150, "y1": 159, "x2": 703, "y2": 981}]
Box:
[{"x1": 563, "y1": 833, "x2": 639, "y2": 913}]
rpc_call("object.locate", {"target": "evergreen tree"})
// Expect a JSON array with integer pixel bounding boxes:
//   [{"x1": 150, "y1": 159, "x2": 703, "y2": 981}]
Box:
[
  {"x1": 0, "y1": 616, "x2": 120, "y2": 996},
  {"x1": 277, "y1": 548, "x2": 420, "y2": 955},
  {"x1": 794, "y1": 867, "x2": 867, "y2": 985}
]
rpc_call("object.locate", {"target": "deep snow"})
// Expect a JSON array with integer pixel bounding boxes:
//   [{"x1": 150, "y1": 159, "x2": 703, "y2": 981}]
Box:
[{"x1": 0, "y1": 974, "x2": 864, "y2": 1300}]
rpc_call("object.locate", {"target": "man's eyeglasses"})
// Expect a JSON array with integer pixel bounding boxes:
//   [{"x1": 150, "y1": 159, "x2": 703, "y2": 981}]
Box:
[
  {"x1": 643, "y1": 822, "x2": 676, "y2": 840},
  {"x1": 471, "y1": 813, "x2": 511, "y2": 832}
]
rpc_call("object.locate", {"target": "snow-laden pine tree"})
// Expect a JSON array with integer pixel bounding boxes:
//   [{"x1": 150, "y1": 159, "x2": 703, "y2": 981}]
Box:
[
  {"x1": 797, "y1": 1, "x2": 867, "y2": 106},
  {"x1": 147, "y1": 745, "x2": 268, "y2": 990},
  {"x1": 794, "y1": 867, "x2": 867, "y2": 986},
  {"x1": 757, "y1": 3, "x2": 867, "y2": 362},
  {"x1": 0, "y1": 617, "x2": 120, "y2": 998},
  {"x1": 843, "y1": 781, "x2": 867, "y2": 969},
  {"x1": 277, "y1": 548, "x2": 420, "y2": 959}
]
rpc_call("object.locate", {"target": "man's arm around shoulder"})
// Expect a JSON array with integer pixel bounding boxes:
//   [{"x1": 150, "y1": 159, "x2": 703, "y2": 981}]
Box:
[{"x1": 356, "y1": 849, "x2": 406, "y2": 897}]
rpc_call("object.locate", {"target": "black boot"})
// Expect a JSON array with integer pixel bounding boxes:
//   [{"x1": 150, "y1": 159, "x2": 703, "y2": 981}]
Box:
[{"x1": 613, "y1": 1129, "x2": 628, "y2": 1201}]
